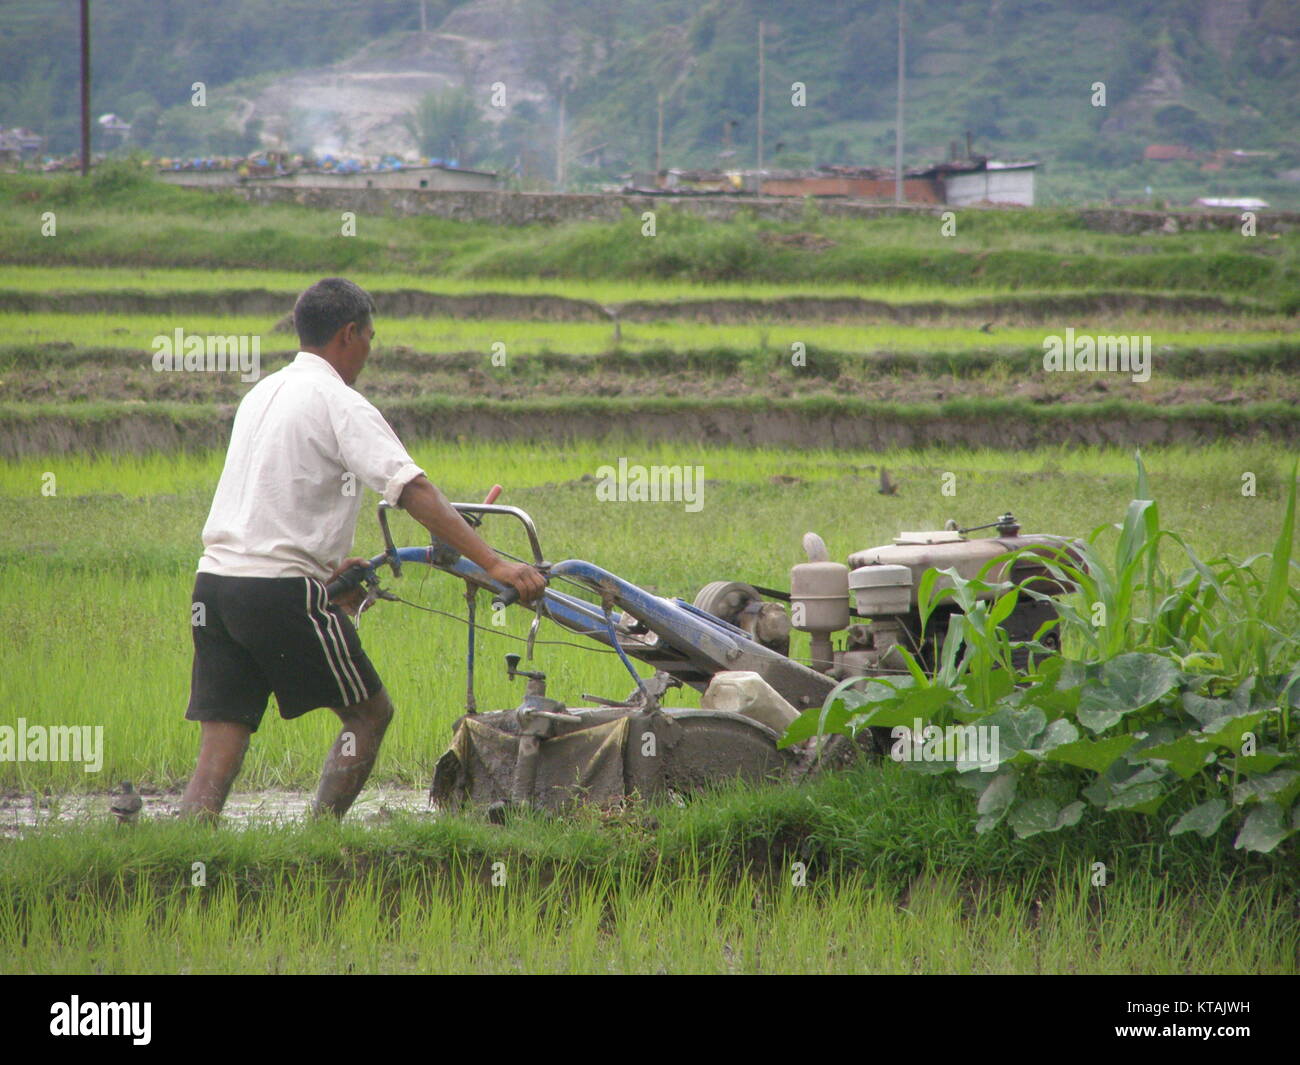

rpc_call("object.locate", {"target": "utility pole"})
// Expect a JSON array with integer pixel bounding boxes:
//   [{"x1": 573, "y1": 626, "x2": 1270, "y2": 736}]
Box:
[
  {"x1": 555, "y1": 81, "x2": 566, "y2": 190},
  {"x1": 655, "y1": 91, "x2": 664, "y2": 179},
  {"x1": 756, "y1": 19, "x2": 765, "y2": 187},
  {"x1": 895, "y1": 0, "x2": 905, "y2": 204},
  {"x1": 80, "y1": 0, "x2": 91, "y2": 177}
]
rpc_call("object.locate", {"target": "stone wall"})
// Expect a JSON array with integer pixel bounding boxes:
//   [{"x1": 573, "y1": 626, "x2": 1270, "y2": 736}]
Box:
[{"x1": 213, "y1": 183, "x2": 1300, "y2": 233}]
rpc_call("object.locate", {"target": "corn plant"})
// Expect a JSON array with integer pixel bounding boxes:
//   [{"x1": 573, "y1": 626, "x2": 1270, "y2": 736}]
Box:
[{"x1": 784, "y1": 455, "x2": 1300, "y2": 853}]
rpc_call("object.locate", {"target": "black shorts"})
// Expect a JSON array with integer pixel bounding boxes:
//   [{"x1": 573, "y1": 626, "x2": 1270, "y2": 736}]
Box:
[{"x1": 185, "y1": 572, "x2": 384, "y2": 731}]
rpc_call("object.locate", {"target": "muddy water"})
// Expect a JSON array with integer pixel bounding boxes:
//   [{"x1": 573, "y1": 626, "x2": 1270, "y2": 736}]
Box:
[{"x1": 0, "y1": 787, "x2": 435, "y2": 836}]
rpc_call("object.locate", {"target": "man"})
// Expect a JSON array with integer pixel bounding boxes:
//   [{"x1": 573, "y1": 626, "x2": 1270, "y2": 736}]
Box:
[{"x1": 180, "y1": 278, "x2": 545, "y2": 820}]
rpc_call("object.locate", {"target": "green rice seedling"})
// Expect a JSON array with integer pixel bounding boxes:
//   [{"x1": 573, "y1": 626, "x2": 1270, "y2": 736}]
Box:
[
  {"x1": 3, "y1": 848, "x2": 1294, "y2": 974},
  {"x1": 1, "y1": 442, "x2": 1297, "y2": 792},
  {"x1": 0, "y1": 264, "x2": 1110, "y2": 305},
  {"x1": 2, "y1": 311, "x2": 1289, "y2": 357}
]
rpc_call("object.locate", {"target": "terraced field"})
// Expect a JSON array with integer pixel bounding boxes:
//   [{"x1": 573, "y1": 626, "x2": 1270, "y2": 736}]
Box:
[
  {"x1": 1, "y1": 171, "x2": 1297, "y2": 976},
  {"x1": 3, "y1": 169, "x2": 1296, "y2": 457},
  {"x1": 2, "y1": 276, "x2": 1297, "y2": 458}
]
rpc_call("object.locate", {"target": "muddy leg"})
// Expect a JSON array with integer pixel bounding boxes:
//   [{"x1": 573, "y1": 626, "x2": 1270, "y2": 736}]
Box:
[
  {"x1": 312, "y1": 688, "x2": 395, "y2": 819},
  {"x1": 180, "y1": 721, "x2": 253, "y2": 821}
]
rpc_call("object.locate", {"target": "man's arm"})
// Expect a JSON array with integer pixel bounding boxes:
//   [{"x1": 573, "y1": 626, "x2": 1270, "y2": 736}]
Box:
[{"x1": 397, "y1": 475, "x2": 546, "y2": 603}]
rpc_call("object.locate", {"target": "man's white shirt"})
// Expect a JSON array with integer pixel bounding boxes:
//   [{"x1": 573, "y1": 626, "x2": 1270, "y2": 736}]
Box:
[{"x1": 197, "y1": 351, "x2": 425, "y2": 581}]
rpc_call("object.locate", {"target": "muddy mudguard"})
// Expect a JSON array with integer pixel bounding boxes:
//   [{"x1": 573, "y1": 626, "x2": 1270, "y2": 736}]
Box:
[{"x1": 430, "y1": 707, "x2": 795, "y2": 812}]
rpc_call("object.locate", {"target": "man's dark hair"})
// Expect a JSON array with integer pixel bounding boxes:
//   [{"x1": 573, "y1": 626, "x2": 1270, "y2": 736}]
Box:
[{"x1": 293, "y1": 278, "x2": 376, "y2": 347}]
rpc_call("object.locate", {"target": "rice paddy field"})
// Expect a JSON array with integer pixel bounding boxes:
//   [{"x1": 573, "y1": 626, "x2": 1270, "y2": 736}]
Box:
[{"x1": 0, "y1": 169, "x2": 1296, "y2": 976}]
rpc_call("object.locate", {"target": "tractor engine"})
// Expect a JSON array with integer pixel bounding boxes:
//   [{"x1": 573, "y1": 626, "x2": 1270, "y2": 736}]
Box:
[{"x1": 694, "y1": 513, "x2": 1078, "y2": 684}]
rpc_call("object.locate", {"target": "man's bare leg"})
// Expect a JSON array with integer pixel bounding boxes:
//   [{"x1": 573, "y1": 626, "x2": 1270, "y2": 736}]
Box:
[
  {"x1": 312, "y1": 688, "x2": 394, "y2": 818},
  {"x1": 180, "y1": 721, "x2": 253, "y2": 820}
]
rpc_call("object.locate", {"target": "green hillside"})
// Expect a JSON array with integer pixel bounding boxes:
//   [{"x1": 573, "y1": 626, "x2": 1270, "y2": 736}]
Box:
[{"x1": 1, "y1": 0, "x2": 1298, "y2": 206}]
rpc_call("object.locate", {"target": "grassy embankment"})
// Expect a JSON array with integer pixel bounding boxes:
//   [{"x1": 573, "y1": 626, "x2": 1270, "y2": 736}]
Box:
[
  {"x1": 4, "y1": 776, "x2": 1296, "y2": 974},
  {"x1": 1, "y1": 168, "x2": 1295, "y2": 297}
]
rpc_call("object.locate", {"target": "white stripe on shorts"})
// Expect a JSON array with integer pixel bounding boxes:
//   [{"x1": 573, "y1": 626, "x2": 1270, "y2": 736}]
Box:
[
  {"x1": 303, "y1": 579, "x2": 361, "y2": 706},
  {"x1": 317, "y1": 581, "x2": 369, "y2": 703}
]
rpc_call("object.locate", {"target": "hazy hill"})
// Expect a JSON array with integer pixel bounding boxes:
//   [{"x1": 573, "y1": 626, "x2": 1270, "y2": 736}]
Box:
[{"x1": 1, "y1": 0, "x2": 1297, "y2": 204}]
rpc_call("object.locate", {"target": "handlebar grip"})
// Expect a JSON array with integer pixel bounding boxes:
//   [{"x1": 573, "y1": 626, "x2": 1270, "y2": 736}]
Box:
[
  {"x1": 325, "y1": 563, "x2": 371, "y2": 601},
  {"x1": 492, "y1": 585, "x2": 521, "y2": 609},
  {"x1": 492, "y1": 573, "x2": 548, "y2": 610}
]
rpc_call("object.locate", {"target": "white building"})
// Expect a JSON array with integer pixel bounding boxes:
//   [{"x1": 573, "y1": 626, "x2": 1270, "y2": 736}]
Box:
[{"x1": 942, "y1": 161, "x2": 1038, "y2": 207}]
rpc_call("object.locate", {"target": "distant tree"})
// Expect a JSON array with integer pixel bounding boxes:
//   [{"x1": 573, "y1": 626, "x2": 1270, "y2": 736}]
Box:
[
  {"x1": 151, "y1": 107, "x2": 208, "y2": 156},
  {"x1": 0, "y1": 58, "x2": 59, "y2": 132},
  {"x1": 1154, "y1": 104, "x2": 1215, "y2": 149},
  {"x1": 148, "y1": 104, "x2": 251, "y2": 157},
  {"x1": 491, "y1": 100, "x2": 548, "y2": 173},
  {"x1": 209, "y1": 127, "x2": 251, "y2": 156},
  {"x1": 129, "y1": 104, "x2": 162, "y2": 148},
  {"x1": 1014, "y1": 118, "x2": 1038, "y2": 139},
  {"x1": 403, "y1": 87, "x2": 490, "y2": 164}
]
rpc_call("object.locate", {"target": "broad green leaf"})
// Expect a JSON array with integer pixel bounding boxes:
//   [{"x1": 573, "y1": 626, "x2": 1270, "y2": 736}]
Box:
[
  {"x1": 1058, "y1": 800, "x2": 1085, "y2": 829},
  {"x1": 1232, "y1": 768, "x2": 1300, "y2": 807},
  {"x1": 1113, "y1": 764, "x2": 1168, "y2": 790},
  {"x1": 1128, "y1": 721, "x2": 1184, "y2": 750},
  {"x1": 1099, "y1": 764, "x2": 1169, "y2": 815},
  {"x1": 983, "y1": 666, "x2": 1017, "y2": 704},
  {"x1": 1170, "y1": 798, "x2": 1230, "y2": 838},
  {"x1": 780, "y1": 698, "x2": 855, "y2": 747},
  {"x1": 1105, "y1": 782, "x2": 1166, "y2": 815},
  {"x1": 1023, "y1": 718, "x2": 1079, "y2": 758},
  {"x1": 1077, "y1": 653, "x2": 1181, "y2": 731},
  {"x1": 1178, "y1": 651, "x2": 1222, "y2": 675},
  {"x1": 983, "y1": 705, "x2": 1046, "y2": 758},
  {"x1": 1284, "y1": 664, "x2": 1300, "y2": 709},
  {"x1": 1179, "y1": 676, "x2": 1253, "y2": 730},
  {"x1": 1182, "y1": 692, "x2": 1237, "y2": 729},
  {"x1": 1234, "y1": 803, "x2": 1291, "y2": 854},
  {"x1": 1202, "y1": 710, "x2": 1268, "y2": 752},
  {"x1": 1077, "y1": 707, "x2": 1126, "y2": 733},
  {"x1": 1082, "y1": 776, "x2": 1113, "y2": 807},
  {"x1": 1009, "y1": 798, "x2": 1085, "y2": 838},
  {"x1": 1047, "y1": 734, "x2": 1138, "y2": 773},
  {"x1": 949, "y1": 722, "x2": 1006, "y2": 774},
  {"x1": 1224, "y1": 748, "x2": 1289, "y2": 775},
  {"x1": 1025, "y1": 681, "x2": 1082, "y2": 717},
  {"x1": 854, "y1": 684, "x2": 956, "y2": 729},
  {"x1": 975, "y1": 770, "x2": 1017, "y2": 833},
  {"x1": 851, "y1": 704, "x2": 923, "y2": 730},
  {"x1": 955, "y1": 770, "x2": 1001, "y2": 795},
  {"x1": 1139, "y1": 735, "x2": 1217, "y2": 780},
  {"x1": 781, "y1": 675, "x2": 902, "y2": 746},
  {"x1": 1023, "y1": 658, "x2": 1084, "y2": 716}
]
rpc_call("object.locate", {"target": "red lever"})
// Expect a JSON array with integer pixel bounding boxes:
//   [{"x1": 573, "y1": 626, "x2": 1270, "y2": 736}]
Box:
[{"x1": 483, "y1": 484, "x2": 502, "y2": 505}]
